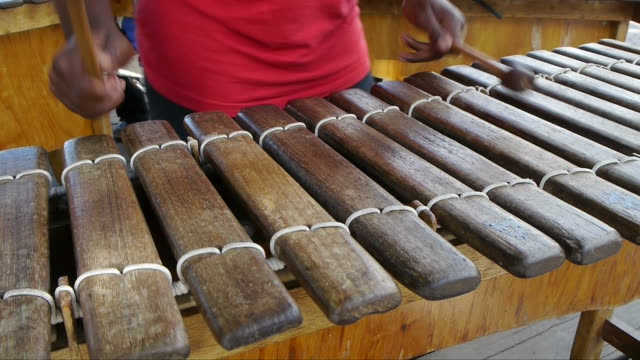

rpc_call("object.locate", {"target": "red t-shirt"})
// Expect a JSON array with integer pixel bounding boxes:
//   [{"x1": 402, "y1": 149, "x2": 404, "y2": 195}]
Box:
[{"x1": 136, "y1": 0, "x2": 370, "y2": 115}]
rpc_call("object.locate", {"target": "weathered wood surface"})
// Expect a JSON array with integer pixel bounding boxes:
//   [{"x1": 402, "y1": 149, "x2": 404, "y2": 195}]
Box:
[
  {"x1": 501, "y1": 55, "x2": 640, "y2": 113},
  {"x1": 406, "y1": 72, "x2": 640, "y2": 196},
  {"x1": 527, "y1": 50, "x2": 640, "y2": 94},
  {"x1": 496, "y1": 62, "x2": 640, "y2": 131},
  {"x1": 286, "y1": 97, "x2": 565, "y2": 278},
  {"x1": 599, "y1": 38, "x2": 640, "y2": 55},
  {"x1": 235, "y1": 105, "x2": 480, "y2": 300},
  {"x1": 570, "y1": 309, "x2": 614, "y2": 359},
  {"x1": 372, "y1": 80, "x2": 640, "y2": 244},
  {"x1": 329, "y1": 89, "x2": 621, "y2": 265},
  {"x1": 442, "y1": 65, "x2": 640, "y2": 155},
  {"x1": 601, "y1": 316, "x2": 640, "y2": 358},
  {"x1": 184, "y1": 112, "x2": 401, "y2": 325},
  {"x1": 62, "y1": 135, "x2": 189, "y2": 359},
  {"x1": 120, "y1": 121, "x2": 302, "y2": 350},
  {"x1": 53, "y1": 240, "x2": 640, "y2": 359},
  {"x1": 581, "y1": 42, "x2": 640, "y2": 64},
  {"x1": 553, "y1": 46, "x2": 640, "y2": 80},
  {"x1": 0, "y1": 147, "x2": 50, "y2": 359}
]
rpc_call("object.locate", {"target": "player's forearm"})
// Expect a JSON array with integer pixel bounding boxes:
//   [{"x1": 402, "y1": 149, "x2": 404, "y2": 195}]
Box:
[{"x1": 54, "y1": 0, "x2": 116, "y2": 39}]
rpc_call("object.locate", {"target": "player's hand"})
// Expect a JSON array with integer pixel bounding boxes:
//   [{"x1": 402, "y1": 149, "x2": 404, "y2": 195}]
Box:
[
  {"x1": 400, "y1": 0, "x2": 465, "y2": 62},
  {"x1": 49, "y1": 28, "x2": 135, "y2": 118}
]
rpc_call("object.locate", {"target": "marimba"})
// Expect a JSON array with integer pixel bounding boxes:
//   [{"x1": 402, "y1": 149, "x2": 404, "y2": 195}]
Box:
[{"x1": 2, "y1": 38, "x2": 640, "y2": 359}]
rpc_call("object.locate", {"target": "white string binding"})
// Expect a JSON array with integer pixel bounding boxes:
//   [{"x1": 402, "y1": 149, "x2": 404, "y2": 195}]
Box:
[
  {"x1": 633, "y1": 57, "x2": 640, "y2": 65},
  {"x1": 2, "y1": 288, "x2": 57, "y2": 324},
  {"x1": 446, "y1": 87, "x2": 476, "y2": 104},
  {"x1": 408, "y1": 96, "x2": 442, "y2": 117},
  {"x1": 0, "y1": 169, "x2": 53, "y2": 186},
  {"x1": 259, "y1": 122, "x2": 306, "y2": 148},
  {"x1": 592, "y1": 156, "x2": 640, "y2": 173},
  {"x1": 345, "y1": 208, "x2": 381, "y2": 228},
  {"x1": 607, "y1": 59, "x2": 626, "y2": 70},
  {"x1": 483, "y1": 83, "x2": 500, "y2": 95},
  {"x1": 314, "y1": 115, "x2": 356, "y2": 136},
  {"x1": 539, "y1": 167, "x2": 595, "y2": 190},
  {"x1": 54, "y1": 285, "x2": 81, "y2": 319},
  {"x1": 198, "y1": 131, "x2": 253, "y2": 160},
  {"x1": 269, "y1": 221, "x2": 351, "y2": 259},
  {"x1": 129, "y1": 145, "x2": 159, "y2": 171},
  {"x1": 460, "y1": 191, "x2": 490, "y2": 200},
  {"x1": 426, "y1": 193, "x2": 460, "y2": 210},
  {"x1": 175, "y1": 247, "x2": 221, "y2": 286},
  {"x1": 61, "y1": 154, "x2": 126, "y2": 187},
  {"x1": 575, "y1": 64, "x2": 603, "y2": 74},
  {"x1": 362, "y1": 110, "x2": 382, "y2": 124},
  {"x1": 547, "y1": 68, "x2": 573, "y2": 81},
  {"x1": 481, "y1": 178, "x2": 537, "y2": 195}
]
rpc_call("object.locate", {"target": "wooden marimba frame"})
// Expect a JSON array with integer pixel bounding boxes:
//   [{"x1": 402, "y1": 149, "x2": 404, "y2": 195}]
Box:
[{"x1": 1, "y1": 38, "x2": 640, "y2": 359}]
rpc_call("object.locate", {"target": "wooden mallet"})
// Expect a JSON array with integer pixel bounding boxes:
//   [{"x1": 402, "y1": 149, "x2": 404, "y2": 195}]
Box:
[
  {"x1": 452, "y1": 41, "x2": 535, "y2": 91},
  {"x1": 63, "y1": 0, "x2": 113, "y2": 136}
]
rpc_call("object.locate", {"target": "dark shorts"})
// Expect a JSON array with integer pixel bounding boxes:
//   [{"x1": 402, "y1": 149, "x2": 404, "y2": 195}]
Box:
[{"x1": 146, "y1": 73, "x2": 376, "y2": 140}]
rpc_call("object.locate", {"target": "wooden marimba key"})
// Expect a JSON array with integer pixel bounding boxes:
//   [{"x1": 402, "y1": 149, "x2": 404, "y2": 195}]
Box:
[{"x1": 1, "y1": 38, "x2": 640, "y2": 359}]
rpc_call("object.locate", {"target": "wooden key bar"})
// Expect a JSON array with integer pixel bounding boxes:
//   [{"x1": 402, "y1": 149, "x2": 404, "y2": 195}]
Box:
[
  {"x1": 582, "y1": 43, "x2": 640, "y2": 64},
  {"x1": 480, "y1": 62, "x2": 640, "y2": 132},
  {"x1": 598, "y1": 38, "x2": 640, "y2": 55},
  {"x1": 235, "y1": 105, "x2": 480, "y2": 300},
  {"x1": 62, "y1": 135, "x2": 189, "y2": 359},
  {"x1": 406, "y1": 72, "x2": 640, "y2": 195},
  {"x1": 329, "y1": 89, "x2": 622, "y2": 265},
  {"x1": 442, "y1": 65, "x2": 640, "y2": 155},
  {"x1": 527, "y1": 50, "x2": 640, "y2": 94},
  {"x1": 0, "y1": 147, "x2": 51, "y2": 359},
  {"x1": 553, "y1": 47, "x2": 640, "y2": 80},
  {"x1": 287, "y1": 98, "x2": 565, "y2": 279},
  {"x1": 184, "y1": 113, "x2": 401, "y2": 325},
  {"x1": 502, "y1": 55, "x2": 640, "y2": 113},
  {"x1": 371, "y1": 80, "x2": 640, "y2": 243},
  {"x1": 121, "y1": 121, "x2": 302, "y2": 350}
]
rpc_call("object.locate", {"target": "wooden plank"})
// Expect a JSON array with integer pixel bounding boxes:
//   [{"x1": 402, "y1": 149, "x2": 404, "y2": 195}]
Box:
[
  {"x1": 235, "y1": 105, "x2": 480, "y2": 300},
  {"x1": 329, "y1": 88, "x2": 622, "y2": 265},
  {"x1": 528, "y1": 50, "x2": 640, "y2": 95},
  {"x1": 405, "y1": 72, "x2": 640, "y2": 196},
  {"x1": 0, "y1": 146, "x2": 50, "y2": 359},
  {"x1": 442, "y1": 65, "x2": 640, "y2": 155},
  {"x1": 372, "y1": 80, "x2": 640, "y2": 244},
  {"x1": 502, "y1": 55, "x2": 640, "y2": 113},
  {"x1": 287, "y1": 97, "x2": 565, "y2": 279},
  {"x1": 120, "y1": 121, "x2": 302, "y2": 350},
  {"x1": 602, "y1": 317, "x2": 640, "y2": 358},
  {"x1": 62, "y1": 135, "x2": 189, "y2": 359},
  {"x1": 583, "y1": 42, "x2": 640, "y2": 62},
  {"x1": 184, "y1": 112, "x2": 402, "y2": 325},
  {"x1": 570, "y1": 309, "x2": 614, "y2": 359},
  {"x1": 553, "y1": 46, "x2": 640, "y2": 80},
  {"x1": 0, "y1": 0, "x2": 134, "y2": 36}
]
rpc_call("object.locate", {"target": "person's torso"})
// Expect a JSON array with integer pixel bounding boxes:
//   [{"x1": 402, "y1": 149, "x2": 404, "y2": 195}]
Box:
[{"x1": 136, "y1": 0, "x2": 370, "y2": 115}]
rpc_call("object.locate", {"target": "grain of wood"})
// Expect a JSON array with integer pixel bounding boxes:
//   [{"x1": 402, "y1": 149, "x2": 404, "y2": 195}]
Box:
[
  {"x1": 62, "y1": 135, "x2": 189, "y2": 359},
  {"x1": 570, "y1": 309, "x2": 615, "y2": 359},
  {"x1": 599, "y1": 38, "x2": 640, "y2": 54},
  {"x1": 287, "y1": 97, "x2": 565, "y2": 278},
  {"x1": 443, "y1": 65, "x2": 640, "y2": 155},
  {"x1": 553, "y1": 46, "x2": 640, "y2": 80},
  {"x1": 120, "y1": 120, "x2": 302, "y2": 350},
  {"x1": 329, "y1": 88, "x2": 622, "y2": 265},
  {"x1": 583, "y1": 42, "x2": 640, "y2": 63},
  {"x1": 528, "y1": 50, "x2": 640, "y2": 94},
  {"x1": 235, "y1": 105, "x2": 480, "y2": 300},
  {"x1": 0, "y1": 146, "x2": 51, "y2": 359},
  {"x1": 371, "y1": 80, "x2": 640, "y2": 244},
  {"x1": 502, "y1": 55, "x2": 640, "y2": 113},
  {"x1": 184, "y1": 112, "x2": 401, "y2": 326},
  {"x1": 405, "y1": 72, "x2": 640, "y2": 195}
]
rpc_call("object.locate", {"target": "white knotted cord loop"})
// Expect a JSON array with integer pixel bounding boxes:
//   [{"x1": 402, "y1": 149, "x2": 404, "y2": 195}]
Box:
[
  {"x1": 344, "y1": 205, "x2": 417, "y2": 228},
  {"x1": 258, "y1": 122, "x2": 306, "y2": 148},
  {"x1": 547, "y1": 68, "x2": 573, "y2": 81},
  {"x1": 482, "y1": 178, "x2": 537, "y2": 195},
  {"x1": 575, "y1": 63, "x2": 605, "y2": 74},
  {"x1": 269, "y1": 222, "x2": 351, "y2": 259},
  {"x1": 314, "y1": 114, "x2": 357, "y2": 136},
  {"x1": 2, "y1": 288, "x2": 57, "y2": 324},
  {"x1": 446, "y1": 87, "x2": 476, "y2": 104},
  {"x1": 0, "y1": 169, "x2": 52, "y2": 186},
  {"x1": 130, "y1": 140, "x2": 188, "y2": 171},
  {"x1": 61, "y1": 154, "x2": 127, "y2": 187},
  {"x1": 54, "y1": 285, "x2": 82, "y2": 320},
  {"x1": 407, "y1": 96, "x2": 442, "y2": 117},
  {"x1": 539, "y1": 167, "x2": 596, "y2": 190},
  {"x1": 198, "y1": 131, "x2": 253, "y2": 161},
  {"x1": 607, "y1": 59, "x2": 627, "y2": 70},
  {"x1": 592, "y1": 156, "x2": 640, "y2": 174}
]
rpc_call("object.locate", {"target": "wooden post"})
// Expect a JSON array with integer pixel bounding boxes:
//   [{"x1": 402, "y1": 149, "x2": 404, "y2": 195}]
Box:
[{"x1": 570, "y1": 309, "x2": 614, "y2": 359}]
